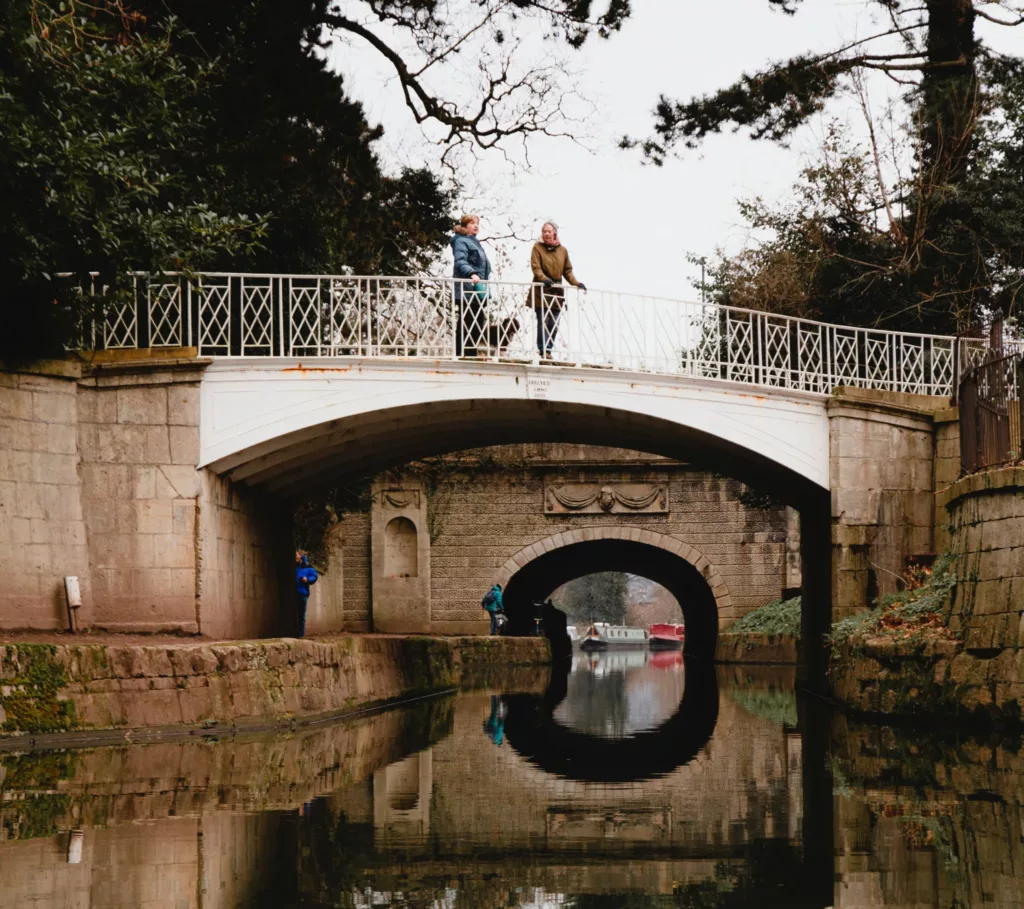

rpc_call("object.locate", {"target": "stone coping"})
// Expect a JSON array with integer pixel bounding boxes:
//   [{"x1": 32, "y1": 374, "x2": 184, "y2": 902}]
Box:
[
  {"x1": 937, "y1": 465, "x2": 1024, "y2": 511},
  {"x1": 0, "y1": 634, "x2": 551, "y2": 739}
]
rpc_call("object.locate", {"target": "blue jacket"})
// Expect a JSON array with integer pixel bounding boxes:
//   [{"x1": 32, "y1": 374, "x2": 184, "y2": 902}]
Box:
[
  {"x1": 451, "y1": 234, "x2": 491, "y2": 301},
  {"x1": 296, "y1": 556, "x2": 318, "y2": 597},
  {"x1": 481, "y1": 585, "x2": 503, "y2": 613}
]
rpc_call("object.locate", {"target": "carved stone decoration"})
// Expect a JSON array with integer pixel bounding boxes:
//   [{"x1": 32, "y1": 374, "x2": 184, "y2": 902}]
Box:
[
  {"x1": 382, "y1": 489, "x2": 421, "y2": 509},
  {"x1": 544, "y1": 483, "x2": 668, "y2": 514}
]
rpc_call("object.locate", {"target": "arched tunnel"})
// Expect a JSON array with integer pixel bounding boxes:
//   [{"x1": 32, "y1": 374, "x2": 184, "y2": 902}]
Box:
[{"x1": 500, "y1": 537, "x2": 721, "y2": 661}]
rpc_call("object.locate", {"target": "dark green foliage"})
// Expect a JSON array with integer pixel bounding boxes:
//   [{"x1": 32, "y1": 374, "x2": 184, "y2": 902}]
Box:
[
  {"x1": 728, "y1": 596, "x2": 801, "y2": 637},
  {"x1": 0, "y1": 2, "x2": 264, "y2": 357},
  {"x1": 555, "y1": 572, "x2": 630, "y2": 624},
  {"x1": 0, "y1": 0, "x2": 454, "y2": 358}
]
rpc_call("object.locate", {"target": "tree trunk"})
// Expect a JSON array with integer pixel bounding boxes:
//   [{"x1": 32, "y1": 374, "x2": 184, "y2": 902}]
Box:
[{"x1": 921, "y1": 0, "x2": 978, "y2": 184}]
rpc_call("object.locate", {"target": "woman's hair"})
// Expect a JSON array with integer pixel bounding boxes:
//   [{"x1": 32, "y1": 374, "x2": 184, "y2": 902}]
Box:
[
  {"x1": 541, "y1": 220, "x2": 559, "y2": 236},
  {"x1": 453, "y1": 213, "x2": 480, "y2": 235}
]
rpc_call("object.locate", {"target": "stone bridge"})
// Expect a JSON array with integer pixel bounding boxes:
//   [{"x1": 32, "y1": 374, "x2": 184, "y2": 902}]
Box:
[{"x1": 0, "y1": 273, "x2": 980, "y2": 674}]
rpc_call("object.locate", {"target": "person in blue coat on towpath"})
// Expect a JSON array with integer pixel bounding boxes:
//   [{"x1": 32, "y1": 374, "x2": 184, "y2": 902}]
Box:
[
  {"x1": 295, "y1": 550, "x2": 319, "y2": 638},
  {"x1": 451, "y1": 213, "x2": 492, "y2": 357},
  {"x1": 481, "y1": 583, "x2": 504, "y2": 635}
]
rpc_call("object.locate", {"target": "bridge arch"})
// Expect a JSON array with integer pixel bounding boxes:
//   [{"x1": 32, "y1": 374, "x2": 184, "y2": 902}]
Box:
[
  {"x1": 494, "y1": 527, "x2": 727, "y2": 659},
  {"x1": 493, "y1": 526, "x2": 732, "y2": 612}
]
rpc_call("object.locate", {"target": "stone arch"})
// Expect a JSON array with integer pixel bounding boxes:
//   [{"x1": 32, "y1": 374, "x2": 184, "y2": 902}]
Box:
[{"x1": 492, "y1": 526, "x2": 733, "y2": 613}]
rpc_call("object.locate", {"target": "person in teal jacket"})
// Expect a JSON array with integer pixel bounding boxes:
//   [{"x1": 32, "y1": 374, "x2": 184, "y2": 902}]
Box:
[
  {"x1": 451, "y1": 213, "x2": 492, "y2": 357},
  {"x1": 295, "y1": 551, "x2": 318, "y2": 638},
  {"x1": 481, "y1": 583, "x2": 504, "y2": 635}
]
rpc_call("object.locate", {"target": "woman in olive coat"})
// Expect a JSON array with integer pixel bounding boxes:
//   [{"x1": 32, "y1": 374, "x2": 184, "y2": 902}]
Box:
[{"x1": 529, "y1": 221, "x2": 586, "y2": 358}]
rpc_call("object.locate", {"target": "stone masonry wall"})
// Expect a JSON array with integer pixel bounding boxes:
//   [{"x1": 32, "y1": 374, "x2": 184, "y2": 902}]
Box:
[
  {"x1": 198, "y1": 471, "x2": 291, "y2": 639},
  {"x1": 0, "y1": 365, "x2": 89, "y2": 630},
  {"x1": 0, "y1": 357, "x2": 290, "y2": 638},
  {"x1": 933, "y1": 407, "x2": 961, "y2": 553},
  {"x1": 76, "y1": 364, "x2": 204, "y2": 633},
  {"x1": 942, "y1": 466, "x2": 1024, "y2": 651},
  {"x1": 337, "y1": 445, "x2": 789, "y2": 634},
  {"x1": 828, "y1": 390, "x2": 941, "y2": 618},
  {"x1": 0, "y1": 635, "x2": 548, "y2": 735}
]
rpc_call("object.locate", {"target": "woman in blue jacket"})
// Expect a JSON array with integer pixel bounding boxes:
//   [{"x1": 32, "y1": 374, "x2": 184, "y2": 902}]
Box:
[{"x1": 450, "y1": 214, "x2": 492, "y2": 357}]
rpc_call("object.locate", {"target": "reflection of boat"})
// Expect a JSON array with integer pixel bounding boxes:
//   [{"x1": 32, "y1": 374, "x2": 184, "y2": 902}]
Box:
[
  {"x1": 648, "y1": 623, "x2": 684, "y2": 650},
  {"x1": 579, "y1": 649, "x2": 650, "y2": 674},
  {"x1": 648, "y1": 649, "x2": 683, "y2": 670},
  {"x1": 580, "y1": 622, "x2": 648, "y2": 651}
]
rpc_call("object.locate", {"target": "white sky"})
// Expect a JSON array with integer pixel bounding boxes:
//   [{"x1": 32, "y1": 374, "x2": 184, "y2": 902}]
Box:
[{"x1": 326, "y1": 1, "x2": 1021, "y2": 300}]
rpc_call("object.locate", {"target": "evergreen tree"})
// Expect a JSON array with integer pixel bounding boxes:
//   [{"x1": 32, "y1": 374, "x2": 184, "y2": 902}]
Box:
[{"x1": 626, "y1": 1, "x2": 1024, "y2": 331}]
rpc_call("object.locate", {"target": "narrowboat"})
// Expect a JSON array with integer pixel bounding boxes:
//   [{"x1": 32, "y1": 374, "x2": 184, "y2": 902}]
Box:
[
  {"x1": 648, "y1": 623, "x2": 685, "y2": 650},
  {"x1": 579, "y1": 622, "x2": 648, "y2": 651}
]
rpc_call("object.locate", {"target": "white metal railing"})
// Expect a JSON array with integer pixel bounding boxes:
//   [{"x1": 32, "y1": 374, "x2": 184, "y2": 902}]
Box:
[{"x1": 78, "y1": 272, "x2": 1023, "y2": 397}]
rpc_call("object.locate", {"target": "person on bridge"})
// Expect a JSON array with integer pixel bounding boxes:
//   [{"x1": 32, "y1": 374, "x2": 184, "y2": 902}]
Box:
[
  {"x1": 481, "y1": 583, "x2": 504, "y2": 635},
  {"x1": 295, "y1": 551, "x2": 319, "y2": 638},
  {"x1": 451, "y1": 214, "x2": 492, "y2": 357},
  {"x1": 529, "y1": 221, "x2": 586, "y2": 359}
]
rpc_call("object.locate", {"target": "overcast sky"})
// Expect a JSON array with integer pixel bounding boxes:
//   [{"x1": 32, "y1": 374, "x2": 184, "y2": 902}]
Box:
[{"x1": 327, "y1": 1, "x2": 1019, "y2": 300}]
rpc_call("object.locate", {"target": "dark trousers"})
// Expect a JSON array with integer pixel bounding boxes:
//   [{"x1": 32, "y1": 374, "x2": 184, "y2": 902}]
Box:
[
  {"x1": 533, "y1": 285, "x2": 564, "y2": 356},
  {"x1": 297, "y1": 593, "x2": 308, "y2": 638},
  {"x1": 489, "y1": 611, "x2": 499, "y2": 635},
  {"x1": 536, "y1": 307, "x2": 562, "y2": 356},
  {"x1": 457, "y1": 293, "x2": 485, "y2": 356}
]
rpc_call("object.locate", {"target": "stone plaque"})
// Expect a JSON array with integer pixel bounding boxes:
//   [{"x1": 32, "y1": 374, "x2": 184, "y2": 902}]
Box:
[{"x1": 544, "y1": 483, "x2": 668, "y2": 514}]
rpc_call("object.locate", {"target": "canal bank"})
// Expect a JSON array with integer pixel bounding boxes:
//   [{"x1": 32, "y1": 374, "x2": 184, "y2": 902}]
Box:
[
  {"x1": 0, "y1": 634, "x2": 550, "y2": 740},
  {"x1": 829, "y1": 465, "x2": 1024, "y2": 725}
]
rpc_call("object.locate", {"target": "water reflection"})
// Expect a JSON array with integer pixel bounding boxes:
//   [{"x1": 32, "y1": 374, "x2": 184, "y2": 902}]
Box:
[
  {"x1": 4, "y1": 658, "x2": 1024, "y2": 907},
  {"x1": 554, "y1": 650, "x2": 685, "y2": 738}
]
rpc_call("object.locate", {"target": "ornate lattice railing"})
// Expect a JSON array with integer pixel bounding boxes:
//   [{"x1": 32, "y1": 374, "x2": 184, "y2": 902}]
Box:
[{"x1": 79, "y1": 272, "x2": 1017, "y2": 398}]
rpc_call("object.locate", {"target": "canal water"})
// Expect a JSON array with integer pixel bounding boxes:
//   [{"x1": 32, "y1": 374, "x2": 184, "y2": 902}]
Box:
[{"x1": 0, "y1": 652, "x2": 1020, "y2": 907}]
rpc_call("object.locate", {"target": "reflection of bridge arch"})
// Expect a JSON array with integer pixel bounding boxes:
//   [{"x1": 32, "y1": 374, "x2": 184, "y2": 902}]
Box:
[
  {"x1": 496, "y1": 528, "x2": 726, "y2": 659},
  {"x1": 503, "y1": 659, "x2": 719, "y2": 783}
]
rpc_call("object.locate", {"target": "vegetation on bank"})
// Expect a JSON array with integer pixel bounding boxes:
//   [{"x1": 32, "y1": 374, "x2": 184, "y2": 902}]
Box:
[
  {"x1": 829, "y1": 555, "x2": 957, "y2": 647},
  {"x1": 727, "y1": 595, "x2": 802, "y2": 637}
]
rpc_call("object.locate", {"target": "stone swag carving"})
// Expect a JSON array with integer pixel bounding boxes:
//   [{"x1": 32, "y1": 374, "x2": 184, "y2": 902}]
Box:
[
  {"x1": 382, "y1": 490, "x2": 420, "y2": 509},
  {"x1": 545, "y1": 483, "x2": 668, "y2": 515}
]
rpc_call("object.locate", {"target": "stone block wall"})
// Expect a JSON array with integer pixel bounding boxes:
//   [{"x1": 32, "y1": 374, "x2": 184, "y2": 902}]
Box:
[
  {"x1": 828, "y1": 390, "x2": 941, "y2": 617},
  {"x1": 198, "y1": 471, "x2": 291, "y2": 639},
  {"x1": 941, "y1": 466, "x2": 1024, "y2": 651},
  {"x1": 933, "y1": 407, "x2": 961, "y2": 552},
  {"x1": 0, "y1": 365, "x2": 89, "y2": 630},
  {"x1": 77, "y1": 364, "x2": 204, "y2": 633},
  {"x1": 336, "y1": 445, "x2": 789, "y2": 634},
  {"x1": 0, "y1": 357, "x2": 291, "y2": 638}
]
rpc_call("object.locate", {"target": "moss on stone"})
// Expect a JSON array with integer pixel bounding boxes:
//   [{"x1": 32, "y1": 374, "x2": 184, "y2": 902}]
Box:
[{"x1": 0, "y1": 645, "x2": 78, "y2": 733}]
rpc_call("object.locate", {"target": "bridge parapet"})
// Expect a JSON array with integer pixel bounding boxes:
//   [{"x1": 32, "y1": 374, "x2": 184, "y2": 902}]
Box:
[{"x1": 77, "y1": 272, "x2": 1005, "y2": 397}]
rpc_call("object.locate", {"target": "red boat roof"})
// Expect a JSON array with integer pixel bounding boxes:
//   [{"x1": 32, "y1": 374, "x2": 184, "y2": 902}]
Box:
[{"x1": 648, "y1": 623, "x2": 684, "y2": 637}]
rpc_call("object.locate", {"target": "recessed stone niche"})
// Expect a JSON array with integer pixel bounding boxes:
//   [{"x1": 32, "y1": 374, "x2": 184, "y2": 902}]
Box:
[{"x1": 371, "y1": 481, "x2": 431, "y2": 632}]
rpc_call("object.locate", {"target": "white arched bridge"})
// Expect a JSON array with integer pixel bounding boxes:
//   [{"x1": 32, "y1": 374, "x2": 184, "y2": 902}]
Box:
[
  {"x1": 75, "y1": 271, "x2": 1012, "y2": 677},
  {"x1": 88, "y1": 272, "x2": 989, "y2": 496}
]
